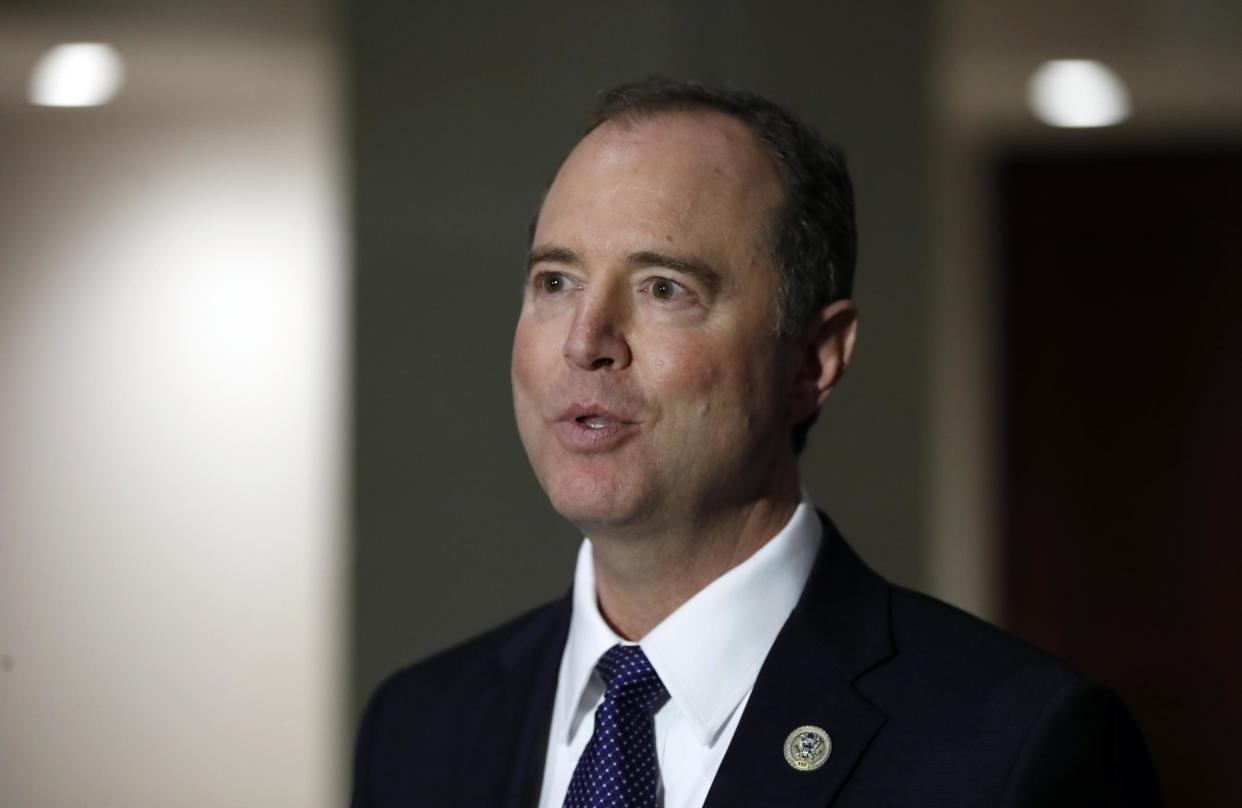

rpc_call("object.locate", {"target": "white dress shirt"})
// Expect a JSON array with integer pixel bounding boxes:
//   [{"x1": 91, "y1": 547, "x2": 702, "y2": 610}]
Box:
[{"x1": 536, "y1": 498, "x2": 823, "y2": 808}]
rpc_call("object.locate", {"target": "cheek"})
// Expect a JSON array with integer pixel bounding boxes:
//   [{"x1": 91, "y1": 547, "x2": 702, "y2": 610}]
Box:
[
  {"x1": 511, "y1": 317, "x2": 548, "y2": 394},
  {"x1": 511, "y1": 320, "x2": 548, "y2": 434},
  {"x1": 510, "y1": 331, "x2": 530, "y2": 390},
  {"x1": 648, "y1": 338, "x2": 718, "y2": 399},
  {"x1": 647, "y1": 342, "x2": 747, "y2": 435},
  {"x1": 652, "y1": 336, "x2": 780, "y2": 429}
]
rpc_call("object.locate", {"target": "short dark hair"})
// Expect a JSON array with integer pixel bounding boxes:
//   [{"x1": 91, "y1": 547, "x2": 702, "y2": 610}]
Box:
[
  {"x1": 586, "y1": 77, "x2": 856, "y2": 454},
  {"x1": 585, "y1": 77, "x2": 857, "y2": 340}
]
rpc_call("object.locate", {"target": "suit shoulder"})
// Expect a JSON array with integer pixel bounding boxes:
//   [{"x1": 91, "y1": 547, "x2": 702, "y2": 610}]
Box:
[
  {"x1": 883, "y1": 585, "x2": 1083, "y2": 699},
  {"x1": 363, "y1": 596, "x2": 568, "y2": 714},
  {"x1": 891, "y1": 584, "x2": 1076, "y2": 671},
  {"x1": 351, "y1": 597, "x2": 569, "y2": 805},
  {"x1": 846, "y1": 585, "x2": 1159, "y2": 802}
]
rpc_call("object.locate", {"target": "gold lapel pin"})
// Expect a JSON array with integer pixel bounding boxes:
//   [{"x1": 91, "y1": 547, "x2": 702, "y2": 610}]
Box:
[{"x1": 784, "y1": 724, "x2": 832, "y2": 771}]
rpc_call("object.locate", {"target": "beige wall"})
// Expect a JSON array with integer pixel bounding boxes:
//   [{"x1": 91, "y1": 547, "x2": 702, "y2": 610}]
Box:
[{"x1": 0, "y1": 13, "x2": 347, "y2": 808}]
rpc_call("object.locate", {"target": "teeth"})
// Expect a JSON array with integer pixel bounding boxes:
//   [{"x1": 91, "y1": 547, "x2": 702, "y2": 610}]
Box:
[{"x1": 580, "y1": 416, "x2": 608, "y2": 429}]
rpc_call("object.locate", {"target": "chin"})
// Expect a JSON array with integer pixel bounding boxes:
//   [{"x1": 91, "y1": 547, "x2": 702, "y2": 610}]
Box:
[{"x1": 542, "y1": 465, "x2": 654, "y2": 535}]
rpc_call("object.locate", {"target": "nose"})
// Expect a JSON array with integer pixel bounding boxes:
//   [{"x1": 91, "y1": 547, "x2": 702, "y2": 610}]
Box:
[{"x1": 563, "y1": 286, "x2": 632, "y2": 371}]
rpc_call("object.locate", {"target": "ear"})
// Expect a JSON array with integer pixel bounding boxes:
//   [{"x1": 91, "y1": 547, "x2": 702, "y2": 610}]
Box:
[{"x1": 787, "y1": 299, "x2": 858, "y2": 425}]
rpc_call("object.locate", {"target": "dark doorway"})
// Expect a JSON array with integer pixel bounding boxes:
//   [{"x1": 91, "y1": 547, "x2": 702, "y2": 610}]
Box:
[{"x1": 997, "y1": 142, "x2": 1242, "y2": 806}]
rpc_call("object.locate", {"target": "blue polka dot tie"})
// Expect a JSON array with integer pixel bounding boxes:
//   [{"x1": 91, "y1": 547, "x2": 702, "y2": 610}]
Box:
[{"x1": 562, "y1": 644, "x2": 670, "y2": 808}]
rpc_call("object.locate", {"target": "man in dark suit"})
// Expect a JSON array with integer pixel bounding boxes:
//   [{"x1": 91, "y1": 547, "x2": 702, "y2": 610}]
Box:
[{"x1": 351, "y1": 78, "x2": 1159, "y2": 807}]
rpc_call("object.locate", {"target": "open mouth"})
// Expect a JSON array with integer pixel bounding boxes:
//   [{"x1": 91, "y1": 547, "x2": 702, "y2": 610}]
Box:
[
  {"x1": 555, "y1": 410, "x2": 639, "y2": 452},
  {"x1": 554, "y1": 405, "x2": 639, "y2": 451}
]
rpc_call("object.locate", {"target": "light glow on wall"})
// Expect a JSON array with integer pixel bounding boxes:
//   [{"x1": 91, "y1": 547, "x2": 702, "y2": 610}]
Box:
[
  {"x1": 1027, "y1": 59, "x2": 1131, "y2": 128},
  {"x1": 28, "y1": 43, "x2": 125, "y2": 107},
  {"x1": 3, "y1": 32, "x2": 346, "y2": 808}
]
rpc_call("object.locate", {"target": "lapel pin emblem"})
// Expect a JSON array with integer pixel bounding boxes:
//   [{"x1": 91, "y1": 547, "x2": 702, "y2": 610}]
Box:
[{"x1": 784, "y1": 724, "x2": 832, "y2": 772}]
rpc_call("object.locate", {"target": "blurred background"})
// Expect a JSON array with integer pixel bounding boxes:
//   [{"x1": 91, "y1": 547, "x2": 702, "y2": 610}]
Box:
[{"x1": 1, "y1": 1, "x2": 1238, "y2": 806}]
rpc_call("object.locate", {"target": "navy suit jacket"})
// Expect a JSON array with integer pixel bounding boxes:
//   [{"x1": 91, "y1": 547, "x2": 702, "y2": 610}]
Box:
[{"x1": 352, "y1": 515, "x2": 1160, "y2": 806}]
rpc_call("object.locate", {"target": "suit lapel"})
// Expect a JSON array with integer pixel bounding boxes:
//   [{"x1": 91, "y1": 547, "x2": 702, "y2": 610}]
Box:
[
  {"x1": 456, "y1": 595, "x2": 571, "y2": 808},
  {"x1": 703, "y1": 514, "x2": 895, "y2": 808}
]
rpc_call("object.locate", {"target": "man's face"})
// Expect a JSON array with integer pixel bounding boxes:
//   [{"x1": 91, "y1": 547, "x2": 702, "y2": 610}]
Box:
[{"x1": 511, "y1": 111, "x2": 801, "y2": 537}]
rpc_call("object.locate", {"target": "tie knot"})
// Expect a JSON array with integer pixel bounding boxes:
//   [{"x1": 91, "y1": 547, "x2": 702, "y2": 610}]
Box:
[{"x1": 595, "y1": 644, "x2": 668, "y2": 711}]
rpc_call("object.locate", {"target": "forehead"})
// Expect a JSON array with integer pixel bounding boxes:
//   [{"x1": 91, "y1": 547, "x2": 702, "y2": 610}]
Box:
[{"x1": 534, "y1": 111, "x2": 783, "y2": 258}]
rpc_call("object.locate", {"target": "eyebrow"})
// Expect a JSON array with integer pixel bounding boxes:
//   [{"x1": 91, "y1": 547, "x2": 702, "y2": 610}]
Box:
[
  {"x1": 526, "y1": 245, "x2": 579, "y2": 274},
  {"x1": 526, "y1": 245, "x2": 723, "y2": 295},
  {"x1": 626, "y1": 250, "x2": 722, "y2": 295}
]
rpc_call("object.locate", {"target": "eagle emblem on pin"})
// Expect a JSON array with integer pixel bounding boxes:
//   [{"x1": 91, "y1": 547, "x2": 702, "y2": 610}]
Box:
[{"x1": 783, "y1": 725, "x2": 831, "y2": 771}]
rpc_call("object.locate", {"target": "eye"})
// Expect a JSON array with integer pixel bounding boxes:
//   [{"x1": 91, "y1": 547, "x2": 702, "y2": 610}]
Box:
[
  {"x1": 536, "y1": 272, "x2": 571, "y2": 294},
  {"x1": 648, "y1": 277, "x2": 688, "y2": 300}
]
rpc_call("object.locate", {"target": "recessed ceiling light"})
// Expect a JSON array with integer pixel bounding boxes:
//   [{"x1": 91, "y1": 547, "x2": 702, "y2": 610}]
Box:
[
  {"x1": 28, "y1": 43, "x2": 125, "y2": 108},
  {"x1": 1027, "y1": 59, "x2": 1131, "y2": 128}
]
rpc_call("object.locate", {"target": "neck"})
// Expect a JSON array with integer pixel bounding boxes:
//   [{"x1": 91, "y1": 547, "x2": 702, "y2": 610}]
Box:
[{"x1": 589, "y1": 482, "x2": 801, "y2": 640}]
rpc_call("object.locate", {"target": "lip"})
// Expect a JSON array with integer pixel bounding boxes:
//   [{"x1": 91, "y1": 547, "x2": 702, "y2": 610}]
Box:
[
  {"x1": 555, "y1": 402, "x2": 638, "y2": 424},
  {"x1": 552, "y1": 402, "x2": 641, "y2": 453}
]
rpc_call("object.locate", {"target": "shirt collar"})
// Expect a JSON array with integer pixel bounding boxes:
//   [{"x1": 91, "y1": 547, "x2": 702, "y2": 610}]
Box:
[{"x1": 556, "y1": 497, "x2": 822, "y2": 747}]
